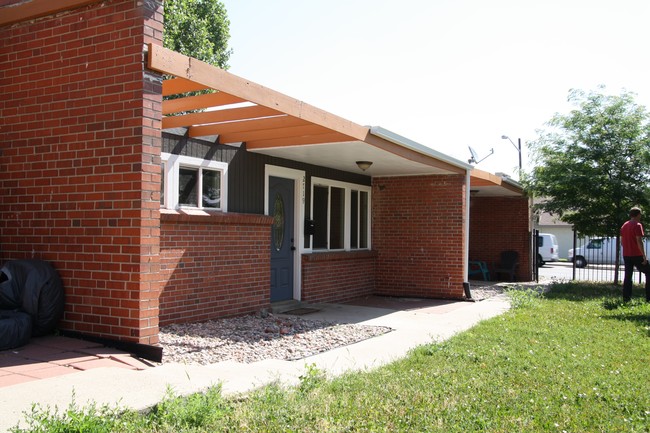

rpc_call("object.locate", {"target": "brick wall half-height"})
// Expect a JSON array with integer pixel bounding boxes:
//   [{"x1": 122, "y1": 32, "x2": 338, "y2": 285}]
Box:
[
  {"x1": 159, "y1": 212, "x2": 273, "y2": 326},
  {"x1": 301, "y1": 250, "x2": 376, "y2": 304}
]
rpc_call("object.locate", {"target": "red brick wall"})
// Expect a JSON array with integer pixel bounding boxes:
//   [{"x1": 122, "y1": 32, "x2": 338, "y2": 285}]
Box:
[
  {"x1": 469, "y1": 196, "x2": 531, "y2": 281},
  {"x1": 0, "y1": 0, "x2": 163, "y2": 343},
  {"x1": 301, "y1": 251, "x2": 376, "y2": 303},
  {"x1": 372, "y1": 175, "x2": 467, "y2": 299},
  {"x1": 159, "y1": 212, "x2": 273, "y2": 326}
]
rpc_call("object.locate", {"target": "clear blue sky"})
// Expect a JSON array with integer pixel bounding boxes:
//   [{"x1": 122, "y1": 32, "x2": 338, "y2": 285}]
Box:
[{"x1": 220, "y1": 0, "x2": 650, "y2": 177}]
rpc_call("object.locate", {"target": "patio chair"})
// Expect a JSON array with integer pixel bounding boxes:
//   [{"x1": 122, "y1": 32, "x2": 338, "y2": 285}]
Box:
[
  {"x1": 468, "y1": 260, "x2": 490, "y2": 281},
  {"x1": 493, "y1": 250, "x2": 519, "y2": 281}
]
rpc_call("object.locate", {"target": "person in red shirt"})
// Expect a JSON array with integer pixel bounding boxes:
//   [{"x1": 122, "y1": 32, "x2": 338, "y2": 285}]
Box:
[{"x1": 620, "y1": 206, "x2": 650, "y2": 302}]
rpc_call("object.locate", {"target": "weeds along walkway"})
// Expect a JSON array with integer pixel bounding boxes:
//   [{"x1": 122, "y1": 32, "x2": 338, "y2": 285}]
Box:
[{"x1": 0, "y1": 294, "x2": 511, "y2": 433}]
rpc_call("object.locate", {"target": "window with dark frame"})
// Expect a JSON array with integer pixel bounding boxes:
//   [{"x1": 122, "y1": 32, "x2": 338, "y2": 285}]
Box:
[
  {"x1": 351, "y1": 191, "x2": 359, "y2": 249},
  {"x1": 202, "y1": 169, "x2": 221, "y2": 208},
  {"x1": 179, "y1": 167, "x2": 199, "y2": 207},
  {"x1": 313, "y1": 185, "x2": 329, "y2": 249},
  {"x1": 350, "y1": 190, "x2": 369, "y2": 249},
  {"x1": 329, "y1": 186, "x2": 345, "y2": 249},
  {"x1": 311, "y1": 182, "x2": 370, "y2": 251}
]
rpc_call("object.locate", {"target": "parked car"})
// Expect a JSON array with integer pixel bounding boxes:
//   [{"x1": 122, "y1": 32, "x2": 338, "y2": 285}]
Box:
[
  {"x1": 569, "y1": 237, "x2": 623, "y2": 268},
  {"x1": 537, "y1": 233, "x2": 559, "y2": 267}
]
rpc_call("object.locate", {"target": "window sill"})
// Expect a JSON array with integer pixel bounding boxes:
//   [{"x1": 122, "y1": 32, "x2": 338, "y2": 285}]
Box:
[
  {"x1": 161, "y1": 208, "x2": 218, "y2": 217},
  {"x1": 161, "y1": 209, "x2": 273, "y2": 226},
  {"x1": 302, "y1": 250, "x2": 376, "y2": 262}
]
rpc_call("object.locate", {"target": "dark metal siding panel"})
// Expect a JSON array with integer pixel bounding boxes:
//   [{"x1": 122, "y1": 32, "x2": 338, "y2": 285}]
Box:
[
  {"x1": 307, "y1": 164, "x2": 371, "y2": 187},
  {"x1": 228, "y1": 149, "x2": 266, "y2": 214},
  {"x1": 162, "y1": 133, "x2": 371, "y2": 215},
  {"x1": 227, "y1": 145, "x2": 372, "y2": 215},
  {"x1": 162, "y1": 133, "x2": 238, "y2": 163}
]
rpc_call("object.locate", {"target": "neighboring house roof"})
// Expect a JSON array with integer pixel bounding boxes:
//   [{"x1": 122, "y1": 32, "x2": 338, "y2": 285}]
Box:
[
  {"x1": 532, "y1": 197, "x2": 572, "y2": 227},
  {"x1": 537, "y1": 211, "x2": 572, "y2": 226}
]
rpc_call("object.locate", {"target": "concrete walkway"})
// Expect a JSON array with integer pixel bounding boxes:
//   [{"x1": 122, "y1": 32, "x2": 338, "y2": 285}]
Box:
[{"x1": 0, "y1": 294, "x2": 510, "y2": 432}]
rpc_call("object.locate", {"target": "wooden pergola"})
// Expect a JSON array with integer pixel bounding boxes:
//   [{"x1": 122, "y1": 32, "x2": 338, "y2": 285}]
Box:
[
  {"x1": 147, "y1": 44, "x2": 525, "y2": 198},
  {"x1": 147, "y1": 43, "x2": 469, "y2": 177}
]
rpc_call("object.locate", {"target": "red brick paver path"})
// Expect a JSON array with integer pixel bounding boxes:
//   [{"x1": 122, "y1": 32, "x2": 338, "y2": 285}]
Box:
[{"x1": 0, "y1": 335, "x2": 153, "y2": 388}]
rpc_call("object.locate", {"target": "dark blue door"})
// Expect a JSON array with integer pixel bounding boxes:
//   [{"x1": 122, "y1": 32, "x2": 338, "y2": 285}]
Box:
[{"x1": 269, "y1": 177, "x2": 294, "y2": 302}]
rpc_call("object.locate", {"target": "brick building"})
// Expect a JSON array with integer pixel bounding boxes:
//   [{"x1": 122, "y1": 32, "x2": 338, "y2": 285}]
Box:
[{"x1": 0, "y1": 0, "x2": 530, "y2": 352}]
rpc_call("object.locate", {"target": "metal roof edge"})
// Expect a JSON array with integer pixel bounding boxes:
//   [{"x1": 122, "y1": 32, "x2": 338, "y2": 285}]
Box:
[
  {"x1": 501, "y1": 176, "x2": 523, "y2": 189},
  {"x1": 369, "y1": 126, "x2": 473, "y2": 171}
]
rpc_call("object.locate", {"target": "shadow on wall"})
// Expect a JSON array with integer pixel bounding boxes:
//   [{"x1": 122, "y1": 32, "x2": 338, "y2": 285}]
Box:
[{"x1": 158, "y1": 211, "x2": 273, "y2": 327}]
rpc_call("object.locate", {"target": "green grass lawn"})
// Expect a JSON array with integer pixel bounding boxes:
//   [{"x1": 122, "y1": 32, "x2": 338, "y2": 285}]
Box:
[{"x1": 13, "y1": 282, "x2": 650, "y2": 433}]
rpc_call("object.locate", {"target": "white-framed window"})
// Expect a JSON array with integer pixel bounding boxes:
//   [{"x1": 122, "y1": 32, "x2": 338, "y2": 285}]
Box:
[
  {"x1": 310, "y1": 177, "x2": 371, "y2": 251},
  {"x1": 161, "y1": 152, "x2": 228, "y2": 211}
]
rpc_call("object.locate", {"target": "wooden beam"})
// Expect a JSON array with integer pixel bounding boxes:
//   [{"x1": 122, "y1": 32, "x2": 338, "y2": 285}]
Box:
[
  {"x1": 470, "y1": 178, "x2": 500, "y2": 187},
  {"x1": 470, "y1": 169, "x2": 504, "y2": 187},
  {"x1": 0, "y1": 0, "x2": 99, "y2": 26},
  {"x1": 471, "y1": 169, "x2": 524, "y2": 194},
  {"x1": 188, "y1": 115, "x2": 310, "y2": 137},
  {"x1": 162, "y1": 78, "x2": 210, "y2": 96},
  {"x1": 362, "y1": 133, "x2": 467, "y2": 175},
  {"x1": 162, "y1": 105, "x2": 282, "y2": 129},
  {"x1": 246, "y1": 132, "x2": 356, "y2": 149},
  {"x1": 219, "y1": 124, "x2": 336, "y2": 143},
  {"x1": 148, "y1": 43, "x2": 370, "y2": 141},
  {"x1": 163, "y1": 91, "x2": 247, "y2": 115}
]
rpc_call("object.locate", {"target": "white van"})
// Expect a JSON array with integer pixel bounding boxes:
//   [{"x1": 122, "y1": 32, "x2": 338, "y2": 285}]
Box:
[
  {"x1": 569, "y1": 237, "x2": 650, "y2": 267},
  {"x1": 537, "y1": 233, "x2": 559, "y2": 267},
  {"x1": 568, "y1": 237, "x2": 628, "y2": 268}
]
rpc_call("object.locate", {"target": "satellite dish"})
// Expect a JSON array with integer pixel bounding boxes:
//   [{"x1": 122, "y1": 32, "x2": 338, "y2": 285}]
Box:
[
  {"x1": 467, "y1": 146, "x2": 494, "y2": 165},
  {"x1": 468, "y1": 146, "x2": 479, "y2": 164}
]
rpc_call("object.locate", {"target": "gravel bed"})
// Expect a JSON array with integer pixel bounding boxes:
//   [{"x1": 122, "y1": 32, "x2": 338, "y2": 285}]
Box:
[
  {"x1": 469, "y1": 285, "x2": 505, "y2": 300},
  {"x1": 159, "y1": 314, "x2": 392, "y2": 365},
  {"x1": 159, "y1": 289, "x2": 507, "y2": 366}
]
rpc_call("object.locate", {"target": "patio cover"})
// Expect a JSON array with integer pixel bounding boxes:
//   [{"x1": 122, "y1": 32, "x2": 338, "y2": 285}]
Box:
[
  {"x1": 147, "y1": 44, "x2": 526, "y2": 200},
  {"x1": 148, "y1": 44, "x2": 476, "y2": 178}
]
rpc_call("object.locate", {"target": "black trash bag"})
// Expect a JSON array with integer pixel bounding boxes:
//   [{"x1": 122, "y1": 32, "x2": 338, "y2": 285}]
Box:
[
  {"x1": 0, "y1": 259, "x2": 65, "y2": 336},
  {"x1": 0, "y1": 266, "x2": 21, "y2": 309},
  {"x1": 0, "y1": 310, "x2": 32, "y2": 351}
]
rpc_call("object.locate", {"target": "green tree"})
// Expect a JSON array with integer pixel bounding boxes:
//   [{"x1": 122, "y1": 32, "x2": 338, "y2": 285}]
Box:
[
  {"x1": 163, "y1": 0, "x2": 232, "y2": 69},
  {"x1": 524, "y1": 87, "x2": 650, "y2": 237}
]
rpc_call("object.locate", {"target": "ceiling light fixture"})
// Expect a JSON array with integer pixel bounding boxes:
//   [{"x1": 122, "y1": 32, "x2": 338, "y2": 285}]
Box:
[{"x1": 356, "y1": 161, "x2": 373, "y2": 171}]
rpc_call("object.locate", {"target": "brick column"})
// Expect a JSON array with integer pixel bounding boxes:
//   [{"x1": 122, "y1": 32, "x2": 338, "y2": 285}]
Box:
[
  {"x1": 0, "y1": 0, "x2": 164, "y2": 343},
  {"x1": 372, "y1": 175, "x2": 467, "y2": 299}
]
